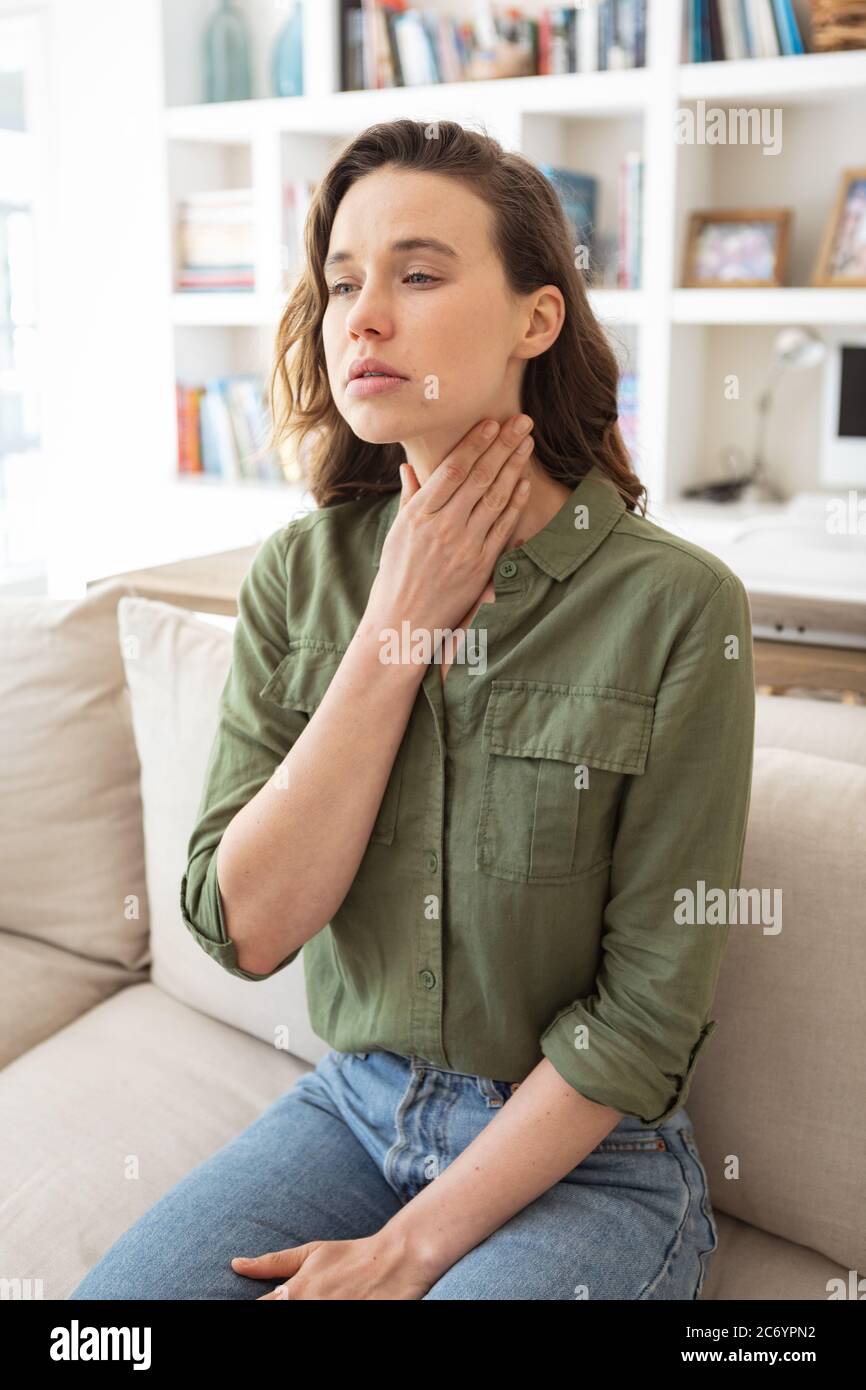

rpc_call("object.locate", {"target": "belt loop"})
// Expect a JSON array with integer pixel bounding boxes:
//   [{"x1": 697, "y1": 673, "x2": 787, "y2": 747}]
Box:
[{"x1": 474, "y1": 1075, "x2": 504, "y2": 1106}]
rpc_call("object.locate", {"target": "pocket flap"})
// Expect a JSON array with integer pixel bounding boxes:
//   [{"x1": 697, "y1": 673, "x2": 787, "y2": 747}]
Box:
[
  {"x1": 481, "y1": 681, "x2": 655, "y2": 775},
  {"x1": 260, "y1": 639, "x2": 346, "y2": 714}
]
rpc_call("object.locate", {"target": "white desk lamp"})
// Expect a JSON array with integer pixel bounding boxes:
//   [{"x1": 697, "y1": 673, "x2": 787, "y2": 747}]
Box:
[
  {"x1": 683, "y1": 326, "x2": 827, "y2": 504},
  {"x1": 751, "y1": 327, "x2": 827, "y2": 503}
]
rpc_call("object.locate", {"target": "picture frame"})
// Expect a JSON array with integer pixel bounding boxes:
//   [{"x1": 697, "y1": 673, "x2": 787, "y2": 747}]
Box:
[
  {"x1": 682, "y1": 209, "x2": 791, "y2": 288},
  {"x1": 812, "y1": 167, "x2": 866, "y2": 288}
]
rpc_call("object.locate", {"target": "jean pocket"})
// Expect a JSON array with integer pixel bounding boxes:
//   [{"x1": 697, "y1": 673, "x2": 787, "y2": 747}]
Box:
[{"x1": 593, "y1": 1133, "x2": 669, "y2": 1153}]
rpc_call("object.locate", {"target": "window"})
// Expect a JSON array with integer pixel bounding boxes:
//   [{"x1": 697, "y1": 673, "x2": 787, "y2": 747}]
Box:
[{"x1": 0, "y1": 15, "x2": 45, "y2": 592}]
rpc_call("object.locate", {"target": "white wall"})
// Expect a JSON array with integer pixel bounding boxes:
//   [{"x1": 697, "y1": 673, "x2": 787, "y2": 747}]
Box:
[{"x1": 1, "y1": 0, "x2": 175, "y2": 595}]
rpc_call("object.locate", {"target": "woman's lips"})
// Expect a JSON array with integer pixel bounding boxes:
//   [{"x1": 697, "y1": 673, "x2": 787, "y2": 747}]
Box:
[{"x1": 346, "y1": 374, "x2": 409, "y2": 398}]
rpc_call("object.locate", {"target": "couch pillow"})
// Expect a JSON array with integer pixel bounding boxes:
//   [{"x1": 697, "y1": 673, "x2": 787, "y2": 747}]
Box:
[
  {"x1": 755, "y1": 691, "x2": 866, "y2": 766},
  {"x1": 687, "y1": 745, "x2": 866, "y2": 1275},
  {"x1": 0, "y1": 579, "x2": 149, "y2": 970},
  {"x1": 116, "y1": 595, "x2": 324, "y2": 1066}
]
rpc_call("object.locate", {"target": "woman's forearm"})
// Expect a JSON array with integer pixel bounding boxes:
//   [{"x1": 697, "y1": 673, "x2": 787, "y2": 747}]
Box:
[
  {"x1": 216, "y1": 606, "x2": 425, "y2": 975},
  {"x1": 378, "y1": 1058, "x2": 623, "y2": 1282}
]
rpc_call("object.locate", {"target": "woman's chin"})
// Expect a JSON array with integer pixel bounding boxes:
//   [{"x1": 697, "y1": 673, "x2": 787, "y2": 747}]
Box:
[{"x1": 345, "y1": 408, "x2": 417, "y2": 446}]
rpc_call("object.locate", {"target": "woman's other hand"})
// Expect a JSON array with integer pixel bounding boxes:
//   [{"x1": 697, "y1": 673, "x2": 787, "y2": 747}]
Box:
[
  {"x1": 367, "y1": 414, "x2": 533, "y2": 637},
  {"x1": 231, "y1": 1229, "x2": 438, "y2": 1301}
]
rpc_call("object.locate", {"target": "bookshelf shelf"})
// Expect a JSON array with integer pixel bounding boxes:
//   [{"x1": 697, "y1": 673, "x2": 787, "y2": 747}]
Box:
[
  {"x1": 672, "y1": 289, "x2": 866, "y2": 326},
  {"x1": 171, "y1": 292, "x2": 275, "y2": 327},
  {"x1": 163, "y1": 69, "x2": 651, "y2": 144},
  {"x1": 677, "y1": 49, "x2": 866, "y2": 101},
  {"x1": 160, "y1": 0, "x2": 866, "y2": 508}
]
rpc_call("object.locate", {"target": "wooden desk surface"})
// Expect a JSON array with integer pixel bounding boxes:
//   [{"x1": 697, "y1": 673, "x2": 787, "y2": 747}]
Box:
[
  {"x1": 88, "y1": 544, "x2": 260, "y2": 617},
  {"x1": 89, "y1": 545, "x2": 866, "y2": 699}
]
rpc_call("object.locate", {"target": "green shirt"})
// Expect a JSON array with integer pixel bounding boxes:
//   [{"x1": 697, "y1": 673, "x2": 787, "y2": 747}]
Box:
[{"x1": 180, "y1": 463, "x2": 755, "y2": 1125}]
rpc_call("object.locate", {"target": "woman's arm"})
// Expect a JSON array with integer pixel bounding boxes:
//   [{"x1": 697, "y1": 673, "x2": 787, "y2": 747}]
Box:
[
  {"x1": 377, "y1": 1057, "x2": 623, "y2": 1281},
  {"x1": 217, "y1": 607, "x2": 424, "y2": 975},
  {"x1": 235, "y1": 1058, "x2": 622, "y2": 1299},
  {"x1": 217, "y1": 421, "x2": 533, "y2": 976}
]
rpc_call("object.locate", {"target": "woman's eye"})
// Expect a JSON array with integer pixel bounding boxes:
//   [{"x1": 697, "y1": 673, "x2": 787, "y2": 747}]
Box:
[{"x1": 327, "y1": 272, "x2": 440, "y2": 296}]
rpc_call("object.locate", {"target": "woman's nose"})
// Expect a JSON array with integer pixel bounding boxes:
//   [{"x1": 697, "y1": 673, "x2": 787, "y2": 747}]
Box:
[{"x1": 345, "y1": 283, "x2": 392, "y2": 337}]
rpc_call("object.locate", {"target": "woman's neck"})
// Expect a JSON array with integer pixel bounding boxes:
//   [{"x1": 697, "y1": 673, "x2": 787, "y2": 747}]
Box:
[
  {"x1": 404, "y1": 446, "x2": 572, "y2": 554},
  {"x1": 480, "y1": 456, "x2": 573, "y2": 553}
]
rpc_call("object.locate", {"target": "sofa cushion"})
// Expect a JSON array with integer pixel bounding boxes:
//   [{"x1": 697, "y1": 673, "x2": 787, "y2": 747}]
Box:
[
  {"x1": 0, "y1": 981, "x2": 850, "y2": 1300},
  {"x1": 687, "y1": 745, "x2": 866, "y2": 1275},
  {"x1": 0, "y1": 983, "x2": 311, "y2": 1298},
  {"x1": 0, "y1": 579, "x2": 150, "y2": 970},
  {"x1": 755, "y1": 691, "x2": 866, "y2": 765},
  {"x1": 703, "y1": 1210, "x2": 851, "y2": 1301},
  {"x1": 116, "y1": 595, "x2": 326, "y2": 1067},
  {"x1": 0, "y1": 931, "x2": 147, "y2": 1069}
]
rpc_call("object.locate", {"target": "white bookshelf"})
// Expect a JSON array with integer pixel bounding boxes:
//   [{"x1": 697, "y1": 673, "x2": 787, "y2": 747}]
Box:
[{"x1": 158, "y1": 0, "x2": 866, "y2": 512}]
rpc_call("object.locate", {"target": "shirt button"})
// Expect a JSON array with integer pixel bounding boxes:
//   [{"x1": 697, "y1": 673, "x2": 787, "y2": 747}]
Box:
[
  {"x1": 419, "y1": 969, "x2": 436, "y2": 990},
  {"x1": 498, "y1": 558, "x2": 518, "y2": 578},
  {"x1": 425, "y1": 851, "x2": 438, "y2": 873}
]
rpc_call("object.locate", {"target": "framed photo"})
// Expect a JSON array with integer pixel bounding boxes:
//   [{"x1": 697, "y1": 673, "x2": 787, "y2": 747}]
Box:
[
  {"x1": 682, "y1": 209, "x2": 791, "y2": 288},
  {"x1": 813, "y1": 168, "x2": 866, "y2": 287}
]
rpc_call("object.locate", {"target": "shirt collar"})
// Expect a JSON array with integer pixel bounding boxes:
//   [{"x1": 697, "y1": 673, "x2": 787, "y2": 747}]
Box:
[{"x1": 371, "y1": 462, "x2": 625, "y2": 582}]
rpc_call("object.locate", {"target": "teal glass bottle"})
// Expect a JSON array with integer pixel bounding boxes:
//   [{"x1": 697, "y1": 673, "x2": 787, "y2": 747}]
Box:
[
  {"x1": 203, "y1": 0, "x2": 252, "y2": 103},
  {"x1": 272, "y1": 1, "x2": 304, "y2": 97}
]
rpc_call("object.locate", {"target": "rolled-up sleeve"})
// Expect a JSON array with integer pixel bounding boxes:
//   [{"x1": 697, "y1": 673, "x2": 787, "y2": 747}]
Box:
[
  {"x1": 540, "y1": 572, "x2": 755, "y2": 1124},
  {"x1": 180, "y1": 525, "x2": 307, "y2": 982}
]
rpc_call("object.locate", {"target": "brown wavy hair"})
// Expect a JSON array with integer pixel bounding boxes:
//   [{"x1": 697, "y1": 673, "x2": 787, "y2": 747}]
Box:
[{"x1": 267, "y1": 118, "x2": 646, "y2": 515}]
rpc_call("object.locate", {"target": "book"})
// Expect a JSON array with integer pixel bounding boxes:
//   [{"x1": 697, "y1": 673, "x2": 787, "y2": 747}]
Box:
[
  {"x1": 177, "y1": 189, "x2": 255, "y2": 292},
  {"x1": 537, "y1": 164, "x2": 598, "y2": 268},
  {"x1": 177, "y1": 373, "x2": 284, "y2": 482},
  {"x1": 341, "y1": 1, "x2": 647, "y2": 89}
]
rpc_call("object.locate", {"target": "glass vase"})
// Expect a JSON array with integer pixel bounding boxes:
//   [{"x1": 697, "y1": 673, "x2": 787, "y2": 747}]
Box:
[
  {"x1": 203, "y1": 0, "x2": 252, "y2": 104},
  {"x1": 272, "y1": 1, "x2": 304, "y2": 98}
]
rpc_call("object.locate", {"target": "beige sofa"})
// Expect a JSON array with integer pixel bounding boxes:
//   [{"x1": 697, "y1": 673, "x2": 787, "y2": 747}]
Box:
[{"x1": 1, "y1": 579, "x2": 864, "y2": 1301}]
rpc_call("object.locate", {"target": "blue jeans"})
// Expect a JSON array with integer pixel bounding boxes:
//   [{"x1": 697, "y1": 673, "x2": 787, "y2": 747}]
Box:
[{"x1": 69, "y1": 1047, "x2": 719, "y2": 1300}]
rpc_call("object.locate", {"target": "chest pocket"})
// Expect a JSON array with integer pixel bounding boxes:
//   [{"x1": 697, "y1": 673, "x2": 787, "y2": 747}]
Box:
[
  {"x1": 259, "y1": 638, "x2": 406, "y2": 846},
  {"x1": 475, "y1": 680, "x2": 655, "y2": 884}
]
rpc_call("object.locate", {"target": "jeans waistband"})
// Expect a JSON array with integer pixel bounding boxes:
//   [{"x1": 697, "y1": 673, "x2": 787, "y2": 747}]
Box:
[{"x1": 405, "y1": 1053, "x2": 521, "y2": 1101}]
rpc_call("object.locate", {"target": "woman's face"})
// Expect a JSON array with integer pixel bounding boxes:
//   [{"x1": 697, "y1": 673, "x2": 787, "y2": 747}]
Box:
[{"x1": 321, "y1": 166, "x2": 560, "y2": 474}]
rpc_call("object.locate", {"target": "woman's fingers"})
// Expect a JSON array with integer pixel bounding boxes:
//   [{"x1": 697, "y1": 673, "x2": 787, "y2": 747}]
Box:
[
  {"x1": 415, "y1": 418, "x2": 503, "y2": 513},
  {"x1": 232, "y1": 1247, "x2": 305, "y2": 1280},
  {"x1": 397, "y1": 461, "x2": 420, "y2": 510},
  {"x1": 418, "y1": 414, "x2": 533, "y2": 519},
  {"x1": 479, "y1": 469, "x2": 532, "y2": 560},
  {"x1": 469, "y1": 427, "x2": 532, "y2": 540}
]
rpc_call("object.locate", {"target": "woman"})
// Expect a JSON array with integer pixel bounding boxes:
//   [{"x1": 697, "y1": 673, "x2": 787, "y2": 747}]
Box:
[{"x1": 70, "y1": 119, "x2": 754, "y2": 1301}]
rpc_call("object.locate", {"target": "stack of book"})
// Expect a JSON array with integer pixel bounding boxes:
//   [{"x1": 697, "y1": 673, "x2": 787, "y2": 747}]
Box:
[
  {"x1": 176, "y1": 189, "x2": 256, "y2": 293},
  {"x1": 682, "y1": 0, "x2": 806, "y2": 61},
  {"x1": 176, "y1": 374, "x2": 284, "y2": 481},
  {"x1": 341, "y1": 1, "x2": 648, "y2": 89}
]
